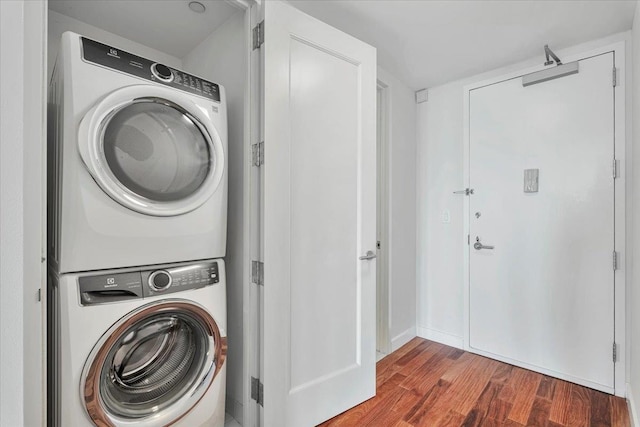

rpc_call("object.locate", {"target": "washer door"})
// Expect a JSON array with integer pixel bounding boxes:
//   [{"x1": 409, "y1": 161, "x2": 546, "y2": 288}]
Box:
[
  {"x1": 82, "y1": 300, "x2": 226, "y2": 427},
  {"x1": 78, "y1": 85, "x2": 225, "y2": 217}
]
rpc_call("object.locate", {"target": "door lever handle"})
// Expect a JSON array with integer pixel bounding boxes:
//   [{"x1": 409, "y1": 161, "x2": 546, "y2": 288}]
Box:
[
  {"x1": 359, "y1": 250, "x2": 377, "y2": 260},
  {"x1": 474, "y1": 237, "x2": 494, "y2": 250},
  {"x1": 473, "y1": 242, "x2": 495, "y2": 250},
  {"x1": 453, "y1": 188, "x2": 474, "y2": 196}
]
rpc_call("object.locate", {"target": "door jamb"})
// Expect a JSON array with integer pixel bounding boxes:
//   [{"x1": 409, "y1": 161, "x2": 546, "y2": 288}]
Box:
[
  {"x1": 245, "y1": 1, "x2": 263, "y2": 426},
  {"x1": 376, "y1": 80, "x2": 392, "y2": 356},
  {"x1": 462, "y1": 40, "x2": 627, "y2": 397}
]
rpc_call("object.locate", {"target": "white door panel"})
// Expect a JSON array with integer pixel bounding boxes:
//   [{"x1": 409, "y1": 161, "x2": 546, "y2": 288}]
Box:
[
  {"x1": 469, "y1": 53, "x2": 615, "y2": 391},
  {"x1": 262, "y1": 1, "x2": 377, "y2": 425}
]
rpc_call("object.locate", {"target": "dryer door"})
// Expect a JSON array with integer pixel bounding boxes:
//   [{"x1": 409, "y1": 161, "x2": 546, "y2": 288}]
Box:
[
  {"x1": 79, "y1": 85, "x2": 225, "y2": 217},
  {"x1": 81, "y1": 300, "x2": 226, "y2": 427}
]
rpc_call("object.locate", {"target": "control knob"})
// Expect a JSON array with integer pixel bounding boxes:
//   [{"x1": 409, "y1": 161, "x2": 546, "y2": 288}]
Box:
[
  {"x1": 148, "y1": 270, "x2": 172, "y2": 292},
  {"x1": 151, "y1": 63, "x2": 173, "y2": 82}
]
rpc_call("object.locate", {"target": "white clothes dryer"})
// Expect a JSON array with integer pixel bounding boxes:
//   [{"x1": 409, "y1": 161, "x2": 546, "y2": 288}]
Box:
[
  {"x1": 48, "y1": 259, "x2": 227, "y2": 427},
  {"x1": 49, "y1": 32, "x2": 228, "y2": 273}
]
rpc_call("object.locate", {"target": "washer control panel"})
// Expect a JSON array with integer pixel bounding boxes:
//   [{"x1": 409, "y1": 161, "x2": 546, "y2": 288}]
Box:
[
  {"x1": 81, "y1": 36, "x2": 220, "y2": 102},
  {"x1": 79, "y1": 261, "x2": 220, "y2": 305},
  {"x1": 141, "y1": 261, "x2": 219, "y2": 297}
]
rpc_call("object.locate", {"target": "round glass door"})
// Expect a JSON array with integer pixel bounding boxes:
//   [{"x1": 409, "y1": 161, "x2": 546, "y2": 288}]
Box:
[
  {"x1": 78, "y1": 86, "x2": 225, "y2": 217},
  {"x1": 82, "y1": 301, "x2": 226, "y2": 426},
  {"x1": 103, "y1": 101, "x2": 211, "y2": 203}
]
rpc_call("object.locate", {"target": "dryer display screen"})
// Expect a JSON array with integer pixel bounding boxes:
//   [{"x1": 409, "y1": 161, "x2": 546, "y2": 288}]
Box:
[{"x1": 81, "y1": 37, "x2": 221, "y2": 102}]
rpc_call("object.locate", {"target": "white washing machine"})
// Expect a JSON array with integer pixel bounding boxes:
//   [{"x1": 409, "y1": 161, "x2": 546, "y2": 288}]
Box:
[
  {"x1": 49, "y1": 32, "x2": 228, "y2": 273},
  {"x1": 48, "y1": 259, "x2": 227, "y2": 427}
]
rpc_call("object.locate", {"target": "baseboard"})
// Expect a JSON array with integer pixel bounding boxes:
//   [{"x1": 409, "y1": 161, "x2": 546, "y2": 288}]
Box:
[
  {"x1": 628, "y1": 383, "x2": 640, "y2": 427},
  {"x1": 225, "y1": 395, "x2": 243, "y2": 425},
  {"x1": 391, "y1": 326, "x2": 417, "y2": 352},
  {"x1": 417, "y1": 326, "x2": 464, "y2": 350}
]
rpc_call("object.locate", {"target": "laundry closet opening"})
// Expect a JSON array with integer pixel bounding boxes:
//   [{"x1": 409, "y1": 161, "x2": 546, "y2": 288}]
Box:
[{"x1": 45, "y1": 1, "x2": 251, "y2": 426}]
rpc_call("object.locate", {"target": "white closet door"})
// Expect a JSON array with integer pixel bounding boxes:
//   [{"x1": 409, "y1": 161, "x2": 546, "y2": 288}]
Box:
[
  {"x1": 262, "y1": 1, "x2": 377, "y2": 426},
  {"x1": 469, "y1": 52, "x2": 615, "y2": 392}
]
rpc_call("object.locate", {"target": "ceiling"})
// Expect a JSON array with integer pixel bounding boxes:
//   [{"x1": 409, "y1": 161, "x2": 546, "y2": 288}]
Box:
[
  {"x1": 290, "y1": 0, "x2": 637, "y2": 90},
  {"x1": 49, "y1": 0, "x2": 636, "y2": 89},
  {"x1": 48, "y1": 0, "x2": 240, "y2": 58}
]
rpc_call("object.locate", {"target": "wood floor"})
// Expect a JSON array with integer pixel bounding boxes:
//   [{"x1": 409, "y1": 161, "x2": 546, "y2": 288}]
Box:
[{"x1": 319, "y1": 338, "x2": 630, "y2": 427}]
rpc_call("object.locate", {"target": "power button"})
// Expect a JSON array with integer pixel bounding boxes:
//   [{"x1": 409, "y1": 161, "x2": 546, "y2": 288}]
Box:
[{"x1": 151, "y1": 63, "x2": 174, "y2": 82}]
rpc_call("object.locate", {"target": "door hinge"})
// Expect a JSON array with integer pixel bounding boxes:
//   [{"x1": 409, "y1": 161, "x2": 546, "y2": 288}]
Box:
[
  {"x1": 37, "y1": 288, "x2": 42, "y2": 302},
  {"x1": 468, "y1": 234, "x2": 470, "y2": 245},
  {"x1": 252, "y1": 141, "x2": 264, "y2": 167},
  {"x1": 252, "y1": 260, "x2": 264, "y2": 286},
  {"x1": 613, "y1": 159, "x2": 619, "y2": 179},
  {"x1": 613, "y1": 342, "x2": 617, "y2": 363},
  {"x1": 252, "y1": 20, "x2": 264, "y2": 50},
  {"x1": 613, "y1": 251, "x2": 619, "y2": 271},
  {"x1": 251, "y1": 376, "x2": 264, "y2": 406},
  {"x1": 613, "y1": 67, "x2": 617, "y2": 87}
]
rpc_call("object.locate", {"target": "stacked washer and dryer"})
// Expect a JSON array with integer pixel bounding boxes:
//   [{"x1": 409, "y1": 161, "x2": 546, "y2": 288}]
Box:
[{"x1": 48, "y1": 32, "x2": 229, "y2": 427}]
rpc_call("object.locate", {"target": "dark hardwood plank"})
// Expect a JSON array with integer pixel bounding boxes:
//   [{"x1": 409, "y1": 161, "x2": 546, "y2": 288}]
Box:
[
  {"x1": 412, "y1": 356, "x2": 498, "y2": 425},
  {"x1": 447, "y1": 357, "x2": 500, "y2": 416},
  {"x1": 526, "y1": 396, "x2": 552, "y2": 427},
  {"x1": 377, "y1": 342, "x2": 427, "y2": 384},
  {"x1": 610, "y1": 394, "x2": 631, "y2": 427},
  {"x1": 434, "y1": 410, "x2": 467, "y2": 427},
  {"x1": 506, "y1": 368, "x2": 542, "y2": 424},
  {"x1": 405, "y1": 378, "x2": 452, "y2": 426},
  {"x1": 548, "y1": 379, "x2": 572, "y2": 425},
  {"x1": 318, "y1": 338, "x2": 630, "y2": 427},
  {"x1": 377, "y1": 338, "x2": 425, "y2": 374},
  {"x1": 498, "y1": 367, "x2": 528, "y2": 404},
  {"x1": 536, "y1": 375, "x2": 556, "y2": 400},
  {"x1": 490, "y1": 363, "x2": 513, "y2": 385},
  {"x1": 400, "y1": 345, "x2": 455, "y2": 393},
  {"x1": 485, "y1": 397, "x2": 513, "y2": 423},
  {"x1": 566, "y1": 383, "x2": 591, "y2": 427},
  {"x1": 589, "y1": 388, "x2": 612, "y2": 427},
  {"x1": 462, "y1": 381, "x2": 503, "y2": 427}
]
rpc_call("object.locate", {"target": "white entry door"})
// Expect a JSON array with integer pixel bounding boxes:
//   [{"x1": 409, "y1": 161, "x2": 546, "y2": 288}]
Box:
[
  {"x1": 261, "y1": 1, "x2": 377, "y2": 426},
  {"x1": 468, "y1": 52, "x2": 615, "y2": 392}
]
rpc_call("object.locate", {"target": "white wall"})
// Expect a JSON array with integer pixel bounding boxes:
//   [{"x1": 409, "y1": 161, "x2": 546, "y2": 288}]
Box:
[
  {"x1": 48, "y1": 10, "x2": 181, "y2": 79},
  {"x1": 1, "y1": 1, "x2": 47, "y2": 425},
  {"x1": 182, "y1": 11, "x2": 247, "y2": 424},
  {"x1": 416, "y1": 81, "x2": 466, "y2": 347},
  {"x1": 629, "y1": 2, "x2": 640, "y2": 424},
  {"x1": 376, "y1": 67, "x2": 418, "y2": 349},
  {"x1": 416, "y1": 32, "x2": 633, "y2": 350}
]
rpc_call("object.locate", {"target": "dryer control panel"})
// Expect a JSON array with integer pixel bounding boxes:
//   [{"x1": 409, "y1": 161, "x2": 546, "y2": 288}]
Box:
[
  {"x1": 81, "y1": 37, "x2": 221, "y2": 102},
  {"x1": 79, "y1": 261, "x2": 220, "y2": 305}
]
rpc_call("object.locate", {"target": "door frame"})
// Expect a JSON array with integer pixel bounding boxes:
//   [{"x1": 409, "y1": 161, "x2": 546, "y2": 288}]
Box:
[
  {"x1": 376, "y1": 80, "x2": 392, "y2": 356},
  {"x1": 462, "y1": 40, "x2": 627, "y2": 397},
  {"x1": 1, "y1": 1, "x2": 48, "y2": 425}
]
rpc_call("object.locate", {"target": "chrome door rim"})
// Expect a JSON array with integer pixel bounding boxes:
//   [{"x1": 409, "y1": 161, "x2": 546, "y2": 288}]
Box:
[
  {"x1": 81, "y1": 299, "x2": 227, "y2": 427},
  {"x1": 78, "y1": 85, "x2": 225, "y2": 217}
]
